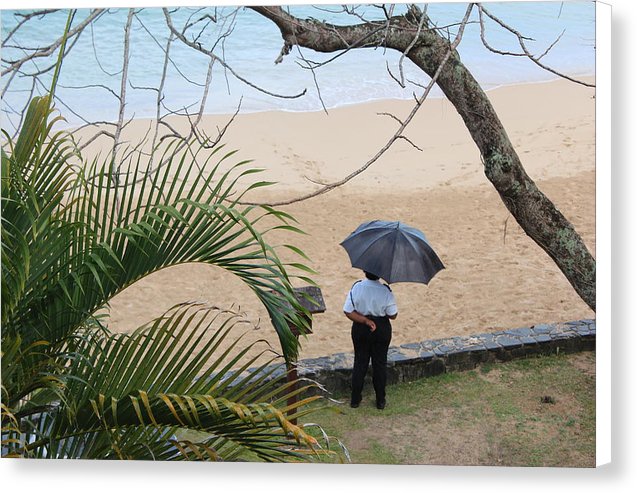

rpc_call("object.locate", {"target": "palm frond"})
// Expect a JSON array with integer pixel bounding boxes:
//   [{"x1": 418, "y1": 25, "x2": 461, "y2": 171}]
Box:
[{"x1": 11, "y1": 304, "x2": 340, "y2": 461}]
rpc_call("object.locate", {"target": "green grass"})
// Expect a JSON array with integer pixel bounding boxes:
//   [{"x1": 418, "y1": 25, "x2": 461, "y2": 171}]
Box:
[
  {"x1": 299, "y1": 351, "x2": 596, "y2": 467},
  {"x1": 355, "y1": 439, "x2": 401, "y2": 465}
]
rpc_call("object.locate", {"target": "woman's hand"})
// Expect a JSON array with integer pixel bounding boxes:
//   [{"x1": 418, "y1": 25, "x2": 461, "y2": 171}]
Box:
[{"x1": 345, "y1": 310, "x2": 376, "y2": 331}]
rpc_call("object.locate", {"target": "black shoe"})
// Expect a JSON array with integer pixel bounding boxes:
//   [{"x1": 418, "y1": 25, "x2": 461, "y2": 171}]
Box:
[
  {"x1": 350, "y1": 401, "x2": 360, "y2": 408},
  {"x1": 376, "y1": 400, "x2": 386, "y2": 410}
]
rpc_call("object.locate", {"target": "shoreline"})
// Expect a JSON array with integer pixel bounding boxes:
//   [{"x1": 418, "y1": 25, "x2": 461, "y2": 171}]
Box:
[
  {"x1": 64, "y1": 74, "x2": 595, "y2": 131},
  {"x1": 193, "y1": 73, "x2": 597, "y2": 118}
]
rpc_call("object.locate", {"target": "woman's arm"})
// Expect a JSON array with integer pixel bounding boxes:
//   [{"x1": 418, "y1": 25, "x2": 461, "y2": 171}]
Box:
[{"x1": 344, "y1": 310, "x2": 376, "y2": 332}]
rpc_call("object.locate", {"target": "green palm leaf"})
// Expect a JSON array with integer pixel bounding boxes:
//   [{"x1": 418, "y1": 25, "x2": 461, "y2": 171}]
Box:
[{"x1": 13, "y1": 304, "x2": 337, "y2": 461}]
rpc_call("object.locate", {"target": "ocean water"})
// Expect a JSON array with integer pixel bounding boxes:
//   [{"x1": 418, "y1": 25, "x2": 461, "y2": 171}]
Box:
[{"x1": 1, "y1": 2, "x2": 596, "y2": 130}]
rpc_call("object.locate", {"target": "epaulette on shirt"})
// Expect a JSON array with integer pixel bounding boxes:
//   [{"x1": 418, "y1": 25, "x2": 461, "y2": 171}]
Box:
[
  {"x1": 349, "y1": 280, "x2": 362, "y2": 310},
  {"x1": 383, "y1": 283, "x2": 392, "y2": 291}
]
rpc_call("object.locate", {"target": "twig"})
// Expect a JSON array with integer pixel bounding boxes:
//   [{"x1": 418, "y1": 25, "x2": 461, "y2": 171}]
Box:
[
  {"x1": 139, "y1": 29, "x2": 174, "y2": 171},
  {"x1": 389, "y1": 4, "x2": 428, "y2": 88},
  {"x1": 7, "y1": 33, "x2": 82, "y2": 79},
  {"x1": 396, "y1": 135, "x2": 423, "y2": 152},
  {"x1": 477, "y1": 4, "x2": 594, "y2": 88},
  {"x1": 294, "y1": 45, "x2": 328, "y2": 114},
  {"x1": 110, "y1": 9, "x2": 134, "y2": 174},
  {"x1": 163, "y1": 8, "x2": 307, "y2": 100},
  {"x1": 187, "y1": 58, "x2": 216, "y2": 143},
  {"x1": 90, "y1": 20, "x2": 122, "y2": 77},
  {"x1": 377, "y1": 111, "x2": 404, "y2": 126},
  {"x1": 197, "y1": 97, "x2": 242, "y2": 150},
  {"x1": 133, "y1": 13, "x2": 205, "y2": 88},
  {"x1": 1, "y1": 9, "x2": 104, "y2": 77},
  {"x1": 57, "y1": 82, "x2": 120, "y2": 101},
  {"x1": 2, "y1": 9, "x2": 60, "y2": 47}
]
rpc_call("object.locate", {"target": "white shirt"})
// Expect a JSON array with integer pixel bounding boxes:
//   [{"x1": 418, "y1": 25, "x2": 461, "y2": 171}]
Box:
[{"x1": 343, "y1": 279, "x2": 398, "y2": 317}]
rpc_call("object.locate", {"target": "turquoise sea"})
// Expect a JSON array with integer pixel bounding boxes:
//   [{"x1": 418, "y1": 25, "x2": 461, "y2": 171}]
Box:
[{"x1": 1, "y1": 2, "x2": 596, "y2": 130}]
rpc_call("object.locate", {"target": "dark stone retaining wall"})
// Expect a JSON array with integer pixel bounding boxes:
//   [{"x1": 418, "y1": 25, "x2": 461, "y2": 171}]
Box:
[{"x1": 291, "y1": 319, "x2": 596, "y2": 396}]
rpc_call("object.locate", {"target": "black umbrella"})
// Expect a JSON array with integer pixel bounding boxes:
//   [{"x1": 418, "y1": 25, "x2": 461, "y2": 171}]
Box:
[{"x1": 340, "y1": 220, "x2": 444, "y2": 284}]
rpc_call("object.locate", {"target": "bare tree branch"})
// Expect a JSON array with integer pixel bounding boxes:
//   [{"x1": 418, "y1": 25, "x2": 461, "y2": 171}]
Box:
[
  {"x1": 162, "y1": 8, "x2": 307, "y2": 101},
  {"x1": 387, "y1": 4, "x2": 428, "y2": 88},
  {"x1": 1, "y1": 9, "x2": 105, "y2": 77},
  {"x1": 294, "y1": 46, "x2": 329, "y2": 114},
  {"x1": 134, "y1": 11, "x2": 206, "y2": 87},
  {"x1": 477, "y1": 3, "x2": 594, "y2": 88},
  {"x1": 2, "y1": 9, "x2": 60, "y2": 47},
  {"x1": 11, "y1": 34, "x2": 82, "y2": 80},
  {"x1": 147, "y1": 32, "x2": 175, "y2": 171},
  {"x1": 89, "y1": 18, "x2": 122, "y2": 77},
  {"x1": 110, "y1": 9, "x2": 135, "y2": 175},
  {"x1": 377, "y1": 111, "x2": 404, "y2": 126},
  {"x1": 58, "y1": 82, "x2": 121, "y2": 101}
]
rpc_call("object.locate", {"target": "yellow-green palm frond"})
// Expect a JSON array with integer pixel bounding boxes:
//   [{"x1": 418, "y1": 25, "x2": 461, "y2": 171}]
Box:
[{"x1": 10, "y1": 304, "x2": 342, "y2": 462}]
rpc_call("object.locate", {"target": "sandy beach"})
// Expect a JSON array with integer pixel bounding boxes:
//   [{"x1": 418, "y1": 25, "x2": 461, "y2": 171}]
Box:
[{"x1": 105, "y1": 77, "x2": 596, "y2": 361}]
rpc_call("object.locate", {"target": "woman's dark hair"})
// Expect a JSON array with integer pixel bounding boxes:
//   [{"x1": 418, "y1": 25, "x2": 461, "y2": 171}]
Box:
[{"x1": 364, "y1": 271, "x2": 380, "y2": 281}]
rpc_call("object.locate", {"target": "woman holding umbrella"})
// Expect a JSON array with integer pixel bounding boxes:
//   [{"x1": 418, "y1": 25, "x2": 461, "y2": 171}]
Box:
[
  {"x1": 341, "y1": 220, "x2": 445, "y2": 410},
  {"x1": 343, "y1": 271, "x2": 398, "y2": 410}
]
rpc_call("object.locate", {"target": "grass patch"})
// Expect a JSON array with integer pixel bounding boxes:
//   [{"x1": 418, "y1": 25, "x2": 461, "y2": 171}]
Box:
[
  {"x1": 356, "y1": 439, "x2": 401, "y2": 465},
  {"x1": 299, "y1": 351, "x2": 596, "y2": 467}
]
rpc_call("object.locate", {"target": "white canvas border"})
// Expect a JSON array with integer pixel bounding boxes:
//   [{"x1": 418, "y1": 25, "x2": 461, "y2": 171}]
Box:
[
  {"x1": 0, "y1": 0, "x2": 623, "y2": 490},
  {"x1": 595, "y1": 0, "x2": 611, "y2": 468}
]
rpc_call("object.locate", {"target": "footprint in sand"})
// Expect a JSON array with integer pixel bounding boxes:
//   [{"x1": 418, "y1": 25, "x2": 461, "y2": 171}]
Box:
[{"x1": 303, "y1": 159, "x2": 317, "y2": 170}]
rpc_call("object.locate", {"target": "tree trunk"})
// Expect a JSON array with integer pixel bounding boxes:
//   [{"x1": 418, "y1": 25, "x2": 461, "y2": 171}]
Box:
[{"x1": 251, "y1": 6, "x2": 596, "y2": 311}]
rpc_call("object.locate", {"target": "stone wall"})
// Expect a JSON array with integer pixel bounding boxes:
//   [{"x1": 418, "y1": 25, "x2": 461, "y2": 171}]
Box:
[{"x1": 293, "y1": 319, "x2": 596, "y2": 396}]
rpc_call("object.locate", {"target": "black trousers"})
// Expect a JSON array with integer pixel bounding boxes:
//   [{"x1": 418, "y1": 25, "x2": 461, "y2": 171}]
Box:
[{"x1": 351, "y1": 316, "x2": 392, "y2": 405}]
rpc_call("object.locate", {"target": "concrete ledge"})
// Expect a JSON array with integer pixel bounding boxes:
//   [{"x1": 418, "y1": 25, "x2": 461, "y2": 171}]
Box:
[{"x1": 294, "y1": 319, "x2": 595, "y2": 396}]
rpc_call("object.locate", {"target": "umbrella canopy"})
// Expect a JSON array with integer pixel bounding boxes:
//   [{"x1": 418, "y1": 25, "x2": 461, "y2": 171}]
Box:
[{"x1": 340, "y1": 220, "x2": 445, "y2": 284}]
